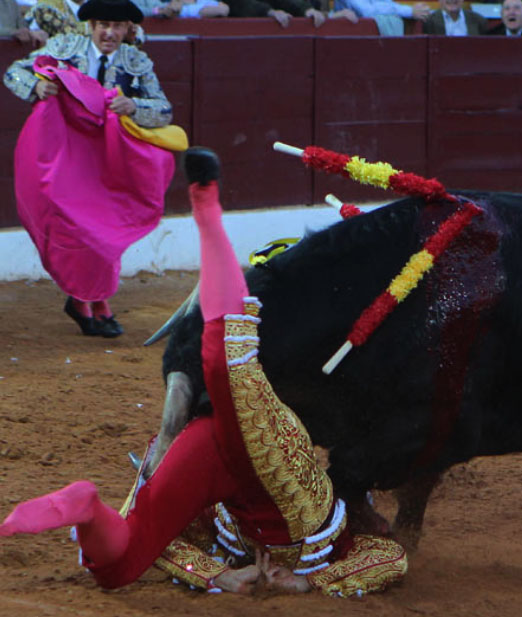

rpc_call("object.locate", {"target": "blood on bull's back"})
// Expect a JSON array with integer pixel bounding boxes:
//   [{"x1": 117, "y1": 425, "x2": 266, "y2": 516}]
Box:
[{"x1": 160, "y1": 190, "x2": 522, "y2": 542}]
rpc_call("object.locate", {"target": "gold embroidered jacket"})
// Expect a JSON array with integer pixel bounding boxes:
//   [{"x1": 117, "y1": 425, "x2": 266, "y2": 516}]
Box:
[
  {"x1": 223, "y1": 296, "x2": 334, "y2": 542},
  {"x1": 3, "y1": 33, "x2": 172, "y2": 128},
  {"x1": 120, "y1": 297, "x2": 407, "y2": 597}
]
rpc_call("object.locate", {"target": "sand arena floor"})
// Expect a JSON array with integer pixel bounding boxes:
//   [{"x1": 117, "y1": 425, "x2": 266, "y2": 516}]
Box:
[{"x1": 1, "y1": 272, "x2": 522, "y2": 617}]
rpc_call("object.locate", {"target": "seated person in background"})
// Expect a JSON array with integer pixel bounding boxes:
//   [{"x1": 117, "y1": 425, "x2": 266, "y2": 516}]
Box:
[
  {"x1": 224, "y1": 0, "x2": 358, "y2": 28},
  {"x1": 134, "y1": 0, "x2": 229, "y2": 18},
  {"x1": 333, "y1": 0, "x2": 430, "y2": 24},
  {"x1": 423, "y1": 0, "x2": 489, "y2": 34},
  {"x1": 488, "y1": 0, "x2": 522, "y2": 35},
  {"x1": 222, "y1": 0, "x2": 325, "y2": 27},
  {"x1": 0, "y1": 0, "x2": 47, "y2": 45}
]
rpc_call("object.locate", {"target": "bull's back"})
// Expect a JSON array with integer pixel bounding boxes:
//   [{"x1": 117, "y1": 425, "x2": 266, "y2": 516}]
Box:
[
  {"x1": 162, "y1": 190, "x2": 522, "y2": 492},
  {"x1": 250, "y1": 191, "x2": 522, "y2": 489}
]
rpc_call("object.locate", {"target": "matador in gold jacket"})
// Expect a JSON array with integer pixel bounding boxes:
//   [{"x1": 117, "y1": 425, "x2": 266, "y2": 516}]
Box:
[{"x1": 0, "y1": 148, "x2": 407, "y2": 598}]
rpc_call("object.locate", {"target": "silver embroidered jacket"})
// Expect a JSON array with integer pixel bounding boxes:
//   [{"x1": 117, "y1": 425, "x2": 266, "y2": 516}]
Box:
[{"x1": 3, "y1": 33, "x2": 172, "y2": 128}]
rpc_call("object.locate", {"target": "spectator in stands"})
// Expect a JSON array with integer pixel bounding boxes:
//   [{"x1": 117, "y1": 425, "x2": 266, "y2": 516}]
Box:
[
  {"x1": 137, "y1": 0, "x2": 357, "y2": 26},
  {"x1": 488, "y1": 0, "x2": 522, "y2": 34},
  {"x1": 134, "y1": 0, "x2": 229, "y2": 18},
  {"x1": 333, "y1": 0, "x2": 430, "y2": 25},
  {"x1": 0, "y1": 0, "x2": 47, "y2": 44},
  {"x1": 423, "y1": 0, "x2": 489, "y2": 34},
  {"x1": 225, "y1": 0, "x2": 360, "y2": 27}
]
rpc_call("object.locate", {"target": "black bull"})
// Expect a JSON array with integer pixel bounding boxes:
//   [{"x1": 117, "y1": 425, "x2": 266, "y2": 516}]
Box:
[{"x1": 158, "y1": 190, "x2": 522, "y2": 545}]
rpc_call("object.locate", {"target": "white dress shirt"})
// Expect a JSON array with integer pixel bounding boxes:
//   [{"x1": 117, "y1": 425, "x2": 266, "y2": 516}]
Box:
[
  {"x1": 443, "y1": 9, "x2": 468, "y2": 36},
  {"x1": 87, "y1": 42, "x2": 117, "y2": 81}
]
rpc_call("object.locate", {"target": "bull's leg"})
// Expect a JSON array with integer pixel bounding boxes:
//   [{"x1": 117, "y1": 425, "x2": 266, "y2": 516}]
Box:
[
  {"x1": 342, "y1": 490, "x2": 392, "y2": 537},
  {"x1": 144, "y1": 371, "x2": 193, "y2": 478},
  {"x1": 392, "y1": 472, "x2": 441, "y2": 551}
]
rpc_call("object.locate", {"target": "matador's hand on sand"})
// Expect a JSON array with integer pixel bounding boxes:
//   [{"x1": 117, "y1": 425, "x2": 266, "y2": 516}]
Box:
[
  {"x1": 258, "y1": 550, "x2": 311, "y2": 593},
  {"x1": 213, "y1": 564, "x2": 262, "y2": 594}
]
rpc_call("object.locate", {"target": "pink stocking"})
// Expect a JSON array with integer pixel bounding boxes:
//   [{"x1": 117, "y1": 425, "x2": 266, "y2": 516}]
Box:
[
  {"x1": 0, "y1": 417, "x2": 238, "y2": 589},
  {"x1": 92, "y1": 300, "x2": 112, "y2": 319},
  {"x1": 0, "y1": 481, "x2": 129, "y2": 567},
  {"x1": 72, "y1": 298, "x2": 92, "y2": 318},
  {"x1": 189, "y1": 181, "x2": 248, "y2": 322}
]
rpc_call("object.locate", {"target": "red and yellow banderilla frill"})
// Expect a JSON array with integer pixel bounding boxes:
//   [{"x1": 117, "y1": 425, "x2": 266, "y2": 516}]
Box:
[{"x1": 273, "y1": 142, "x2": 483, "y2": 374}]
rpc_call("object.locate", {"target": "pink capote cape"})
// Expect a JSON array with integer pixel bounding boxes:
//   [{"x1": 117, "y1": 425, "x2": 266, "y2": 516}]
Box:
[{"x1": 15, "y1": 57, "x2": 175, "y2": 301}]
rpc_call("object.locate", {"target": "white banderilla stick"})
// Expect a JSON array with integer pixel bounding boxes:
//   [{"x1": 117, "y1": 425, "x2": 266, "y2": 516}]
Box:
[{"x1": 273, "y1": 141, "x2": 304, "y2": 157}]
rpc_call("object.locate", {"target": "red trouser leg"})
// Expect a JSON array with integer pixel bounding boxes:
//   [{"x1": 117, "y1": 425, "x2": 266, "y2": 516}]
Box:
[{"x1": 83, "y1": 416, "x2": 238, "y2": 589}]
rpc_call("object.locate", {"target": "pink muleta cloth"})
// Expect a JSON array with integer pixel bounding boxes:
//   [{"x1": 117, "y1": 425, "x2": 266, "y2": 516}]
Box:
[{"x1": 16, "y1": 57, "x2": 187, "y2": 301}]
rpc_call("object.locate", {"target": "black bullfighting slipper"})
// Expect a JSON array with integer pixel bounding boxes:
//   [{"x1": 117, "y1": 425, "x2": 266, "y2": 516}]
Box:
[
  {"x1": 64, "y1": 297, "x2": 99, "y2": 336},
  {"x1": 95, "y1": 315, "x2": 124, "y2": 338},
  {"x1": 182, "y1": 146, "x2": 221, "y2": 186}
]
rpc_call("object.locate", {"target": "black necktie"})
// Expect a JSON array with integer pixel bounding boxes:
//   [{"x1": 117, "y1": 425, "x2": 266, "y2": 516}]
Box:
[{"x1": 97, "y1": 55, "x2": 108, "y2": 85}]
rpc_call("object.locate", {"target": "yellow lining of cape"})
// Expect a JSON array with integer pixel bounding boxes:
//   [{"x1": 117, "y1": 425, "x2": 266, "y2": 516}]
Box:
[
  {"x1": 116, "y1": 85, "x2": 188, "y2": 152},
  {"x1": 119, "y1": 115, "x2": 188, "y2": 152}
]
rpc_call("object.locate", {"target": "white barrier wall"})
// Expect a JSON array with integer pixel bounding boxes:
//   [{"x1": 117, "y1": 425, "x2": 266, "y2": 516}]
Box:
[{"x1": 0, "y1": 206, "x2": 365, "y2": 281}]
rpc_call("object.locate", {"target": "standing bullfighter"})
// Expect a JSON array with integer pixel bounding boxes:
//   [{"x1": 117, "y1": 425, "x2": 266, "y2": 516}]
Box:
[
  {"x1": 0, "y1": 147, "x2": 406, "y2": 597},
  {"x1": 3, "y1": 0, "x2": 182, "y2": 338}
]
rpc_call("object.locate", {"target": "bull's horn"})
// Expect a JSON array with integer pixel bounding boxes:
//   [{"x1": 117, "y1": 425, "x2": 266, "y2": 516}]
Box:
[
  {"x1": 143, "y1": 282, "x2": 200, "y2": 346},
  {"x1": 143, "y1": 371, "x2": 193, "y2": 478}
]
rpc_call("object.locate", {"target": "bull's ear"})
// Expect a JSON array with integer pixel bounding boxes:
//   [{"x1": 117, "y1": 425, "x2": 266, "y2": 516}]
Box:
[{"x1": 182, "y1": 147, "x2": 221, "y2": 186}]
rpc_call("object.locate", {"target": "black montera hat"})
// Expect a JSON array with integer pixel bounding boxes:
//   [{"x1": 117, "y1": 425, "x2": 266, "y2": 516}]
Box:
[{"x1": 78, "y1": 0, "x2": 144, "y2": 23}]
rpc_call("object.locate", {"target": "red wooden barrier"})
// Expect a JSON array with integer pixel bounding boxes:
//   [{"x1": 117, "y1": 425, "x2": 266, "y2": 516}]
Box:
[
  {"x1": 143, "y1": 39, "x2": 194, "y2": 213},
  {"x1": 312, "y1": 36, "x2": 428, "y2": 203},
  {"x1": 191, "y1": 36, "x2": 314, "y2": 208},
  {"x1": 0, "y1": 40, "x2": 34, "y2": 228},
  {"x1": 1, "y1": 33, "x2": 522, "y2": 231},
  {"x1": 142, "y1": 16, "x2": 380, "y2": 36},
  {"x1": 427, "y1": 37, "x2": 522, "y2": 193}
]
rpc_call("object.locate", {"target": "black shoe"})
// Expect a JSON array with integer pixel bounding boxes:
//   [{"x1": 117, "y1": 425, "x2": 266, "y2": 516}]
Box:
[
  {"x1": 182, "y1": 147, "x2": 221, "y2": 186},
  {"x1": 95, "y1": 315, "x2": 124, "y2": 338},
  {"x1": 64, "y1": 297, "x2": 99, "y2": 336}
]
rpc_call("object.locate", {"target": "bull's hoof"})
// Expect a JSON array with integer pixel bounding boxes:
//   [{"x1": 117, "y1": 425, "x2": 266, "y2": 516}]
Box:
[{"x1": 183, "y1": 147, "x2": 221, "y2": 186}]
